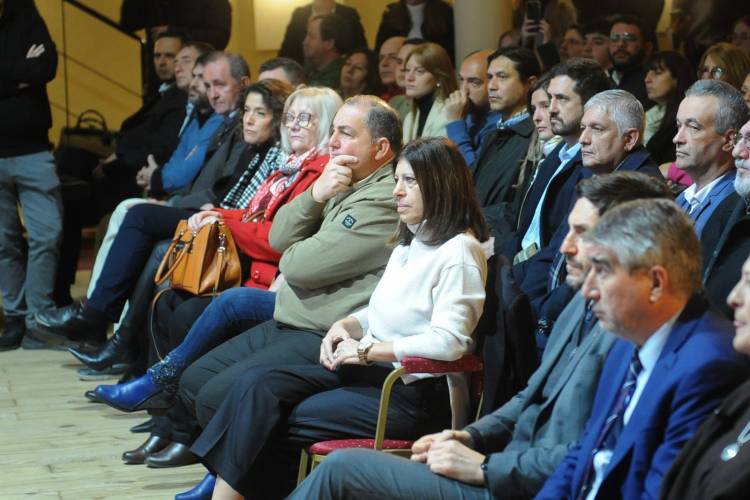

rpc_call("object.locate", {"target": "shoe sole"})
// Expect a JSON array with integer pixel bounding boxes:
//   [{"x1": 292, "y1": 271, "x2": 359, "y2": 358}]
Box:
[
  {"x1": 78, "y1": 364, "x2": 129, "y2": 381},
  {"x1": 98, "y1": 391, "x2": 174, "y2": 414},
  {"x1": 27, "y1": 327, "x2": 100, "y2": 350}
]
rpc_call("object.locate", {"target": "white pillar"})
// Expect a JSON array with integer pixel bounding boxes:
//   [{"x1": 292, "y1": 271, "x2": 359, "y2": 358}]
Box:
[{"x1": 453, "y1": 0, "x2": 514, "y2": 63}]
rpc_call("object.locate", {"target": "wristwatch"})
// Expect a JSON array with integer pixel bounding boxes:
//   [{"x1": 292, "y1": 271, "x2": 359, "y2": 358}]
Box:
[{"x1": 357, "y1": 340, "x2": 374, "y2": 365}]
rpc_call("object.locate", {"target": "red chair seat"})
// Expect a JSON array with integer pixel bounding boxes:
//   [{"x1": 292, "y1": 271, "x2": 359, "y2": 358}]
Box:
[{"x1": 309, "y1": 438, "x2": 414, "y2": 455}]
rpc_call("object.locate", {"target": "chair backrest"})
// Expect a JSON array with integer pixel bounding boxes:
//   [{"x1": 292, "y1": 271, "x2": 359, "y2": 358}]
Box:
[{"x1": 479, "y1": 256, "x2": 539, "y2": 416}]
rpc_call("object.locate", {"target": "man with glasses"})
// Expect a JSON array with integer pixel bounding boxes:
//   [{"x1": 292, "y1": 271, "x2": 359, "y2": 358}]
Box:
[
  {"x1": 608, "y1": 15, "x2": 654, "y2": 110},
  {"x1": 701, "y1": 115, "x2": 750, "y2": 318}
]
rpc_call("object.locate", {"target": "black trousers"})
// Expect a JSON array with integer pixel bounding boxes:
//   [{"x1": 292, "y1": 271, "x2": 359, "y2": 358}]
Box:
[
  {"x1": 191, "y1": 362, "x2": 451, "y2": 498},
  {"x1": 164, "y1": 320, "x2": 323, "y2": 445}
]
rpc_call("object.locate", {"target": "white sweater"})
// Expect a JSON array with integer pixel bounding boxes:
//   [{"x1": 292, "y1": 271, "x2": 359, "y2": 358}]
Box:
[{"x1": 351, "y1": 231, "x2": 487, "y2": 365}]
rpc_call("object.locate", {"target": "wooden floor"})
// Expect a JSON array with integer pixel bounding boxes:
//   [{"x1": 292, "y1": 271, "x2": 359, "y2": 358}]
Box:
[{"x1": 0, "y1": 270, "x2": 206, "y2": 499}]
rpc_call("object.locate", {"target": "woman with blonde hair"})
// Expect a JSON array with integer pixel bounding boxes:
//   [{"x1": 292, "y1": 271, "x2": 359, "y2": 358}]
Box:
[
  {"x1": 698, "y1": 42, "x2": 750, "y2": 91},
  {"x1": 401, "y1": 42, "x2": 457, "y2": 141}
]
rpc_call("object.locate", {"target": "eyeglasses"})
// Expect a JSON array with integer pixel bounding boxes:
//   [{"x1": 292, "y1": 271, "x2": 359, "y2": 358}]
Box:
[
  {"x1": 733, "y1": 134, "x2": 750, "y2": 151},
  {"x1": 699, "y1": 66, "x2": 726, "y2": 80},
  {"x1": 283, "y1": 112, "x2": 313, "y2": 129},
  {"x1": 609, "y1": 33, "x2": 639, "y2": 43}
]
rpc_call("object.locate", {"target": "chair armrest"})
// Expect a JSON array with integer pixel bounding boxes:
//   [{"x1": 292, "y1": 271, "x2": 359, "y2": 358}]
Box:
[{"x1": 400, "y1": 355, "x2": 483, "y2": 374}]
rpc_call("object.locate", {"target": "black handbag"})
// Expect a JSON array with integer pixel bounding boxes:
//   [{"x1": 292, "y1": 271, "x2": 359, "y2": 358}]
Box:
[{"x1": 58, "y1": 109, "x2": 116, "y2": 159}]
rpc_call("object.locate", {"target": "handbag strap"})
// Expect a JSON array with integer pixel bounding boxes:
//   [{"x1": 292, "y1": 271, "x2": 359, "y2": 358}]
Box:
[
  {"x1": 210, "y1": 227, "x2": 230, "y2": 295},
  {"x1": 148, "y1": 288, "x2": 172, "y2": 362},
  {"x1": 154, "y1": 229, "x2": 195, "y2": 286}
]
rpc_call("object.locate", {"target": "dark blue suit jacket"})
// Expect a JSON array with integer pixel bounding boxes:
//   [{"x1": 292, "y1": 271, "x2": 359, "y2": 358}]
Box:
[
  {"x1": 535, "y1": 295, "x2": 748, "y2": 500},
  {"x1": 520, "y1": 146, "x2": 663, "y2": 314},
  {"x1": 676, "y1": 170, "x2": 736, "y2": 237}
]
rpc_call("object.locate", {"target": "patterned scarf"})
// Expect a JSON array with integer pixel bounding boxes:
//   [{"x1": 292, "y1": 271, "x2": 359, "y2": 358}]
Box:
[{"x1": 247, "y1": 147, "x2": 322, "y2": 215}]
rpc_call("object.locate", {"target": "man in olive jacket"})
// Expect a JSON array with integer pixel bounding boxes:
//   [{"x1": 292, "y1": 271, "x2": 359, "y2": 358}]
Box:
[{"x1": 166, "y1": 96, "x2": 402, "y2": 451}]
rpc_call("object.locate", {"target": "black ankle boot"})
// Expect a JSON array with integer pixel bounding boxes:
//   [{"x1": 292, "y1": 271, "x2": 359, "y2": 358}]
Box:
[{"x1": 68, "y1": 331, "x2": 134, "y2": 371}]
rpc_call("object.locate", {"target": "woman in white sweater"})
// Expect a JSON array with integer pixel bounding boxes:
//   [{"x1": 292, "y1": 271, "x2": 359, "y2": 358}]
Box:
[{"x1": 182, "y1": 137, "x2": 490, "y2": 500}]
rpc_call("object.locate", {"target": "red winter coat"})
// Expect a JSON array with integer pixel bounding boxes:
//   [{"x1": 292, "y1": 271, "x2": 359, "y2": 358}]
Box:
[{"x1": 215, "y1": 153, "x2": 327, "y2": 289}]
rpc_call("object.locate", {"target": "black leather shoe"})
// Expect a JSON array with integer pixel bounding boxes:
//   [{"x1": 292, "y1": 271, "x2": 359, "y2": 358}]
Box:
[
  {"x1": 68, "y1": 330, "x2": 134, "y2": 371},
  {"x1": 145, "y1": 442, "x2": 199, "y2": 468},
  {"x1": 122, "y1": 434, "x2": 171, "y2": 464},
  {"x1": 30, "y1": 303, "x2": 107, "y2": 348},
  {"x1": 130, "y1": 418, "x2": 155, "y2": 433},
  {"x1": 35, "y1": 300, "x2": 84, "y2": 327},
  {"x1": 0, "y1": 316, "x2": 25, "y2": 351}
]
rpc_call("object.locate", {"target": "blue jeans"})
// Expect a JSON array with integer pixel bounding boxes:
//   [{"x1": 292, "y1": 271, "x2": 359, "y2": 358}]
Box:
[
  {"x1": 0, "y1": 151, "x2": 62, "y2": 318},
  {"x1": 149, "y1": 287, "x2": 276, "y2": 387}
]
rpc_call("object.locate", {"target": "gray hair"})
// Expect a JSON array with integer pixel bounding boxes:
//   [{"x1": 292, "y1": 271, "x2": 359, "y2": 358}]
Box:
[
  {"x1": 584, "y1": 89, "x2": 644, "y2": 138},
  {"x1": 685, "y1": 79, "x2": 750, "y2": 134},
  {"x1": 582, "y1": 198, "x2": 703, "y2": 297},
  {"x1": 343, "y1": 95, "x2": 403, "y2": 154},
  {"x1": 201, "y1": 51, "x2": 251, "y2": 82},
  {"x1": 280, "y1": 87, "x2": 343, "y2": 153}
]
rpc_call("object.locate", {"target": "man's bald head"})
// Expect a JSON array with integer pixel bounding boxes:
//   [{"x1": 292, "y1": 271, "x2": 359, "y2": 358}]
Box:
[{"x1": 459, "y1": 49, "x2": 494, "y2": 110}]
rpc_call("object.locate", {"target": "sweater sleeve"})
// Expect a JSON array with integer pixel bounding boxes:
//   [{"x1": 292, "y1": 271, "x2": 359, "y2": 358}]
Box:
[
  {"x1": 392, "y1": 254, "x2": 486, "y2": 361},
  {"x1": 0, "y1": 10, "x2": 57, "y2": 86},
  {"x1": 445, "y1": 119, "x2": 479, "y2": 166}
]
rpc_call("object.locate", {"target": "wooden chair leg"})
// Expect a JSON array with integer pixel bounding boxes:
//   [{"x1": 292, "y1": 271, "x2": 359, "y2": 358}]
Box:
[{"x1": 296, "y1": 448, "x2": 310, "y2": 485}]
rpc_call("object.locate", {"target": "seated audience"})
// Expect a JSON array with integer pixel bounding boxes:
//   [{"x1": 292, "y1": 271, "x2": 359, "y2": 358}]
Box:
[
  {"x1": 377, "y1": 35, "x2": 406, "y2": 101},
  {"x1": 505, "y1": 59, "x2": 611, "y2": 266},
  {"x1": 278, "y1": 0, "x2": 366, "y2": 65},
  {"x1": 257, "y1": 57, "x2": 305, "y2": 88},
  {"x1": 147, "y1": 96, "x2": 402, "y2": 497},
  {"x1": 55, "y1": 33, "x2": 198, "y2": 306},
  {"x1": 388, "y1": 38, "x2": 423, "y2": 119},
  {"x1": 338, "y1": 47, "x2": 383, "y2": 99},
  {"x1": 302, "y1": 14, "x2": 351, "y2": 89},
  {"x1": 401, "y1": 42, "x2": 457, "y2": 142},
  {"x1": 697, "y1": 42, "x2": 750, "y2": 91},
  {"x1": 445, "y1": 49, "x2": 498, "y2": 166},
  {"x1": 535, "y1": 199, "x2": 748, "y2": 499},
  {"x1": 287, "y1": 172, "x2": 672, "y2": 500},
  {"x1": 65, "y1": 81, "x2": 300, "y2": 380},
  {"x1": 608, "y1": 14, "x2": 654, "y2": 110},
  {"x1": 743, "y1": 72, "x2": 750, "y2": 109},
  {"x1": 375, "y1": 0, "x2": 454, "y2": 62},
  {"x1": 470, "y1": 48, "x2": 540, "y2": 248},
  {"x1": 31, "y1": 52, "x2": 251, "y2": 348},
  {"x1": 91, "y1": 87, "x2": 342, "y2": 427},
  {"x1": 643, "y1": 51, "x2": 695, "y2": 166},
  {"x1": 189, "y1": 137, "x2": 489, "y2": 499}
]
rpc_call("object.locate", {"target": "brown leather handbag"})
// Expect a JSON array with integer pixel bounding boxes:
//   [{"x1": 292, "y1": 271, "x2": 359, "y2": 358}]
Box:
[{"x1": 154, "y1": 220, "x2": 242, "y2": 296}]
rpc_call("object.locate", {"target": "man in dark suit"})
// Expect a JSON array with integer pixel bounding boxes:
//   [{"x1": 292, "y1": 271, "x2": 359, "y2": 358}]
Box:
[
  {"x1": 520, "y1": 89, "x2": 664, "y2": 339},
  {"x1": 536, "y1": 199, "x2": 747, "y2": 499},
  {"x1": 702, "y1": 118, "x2": 750, "y2": 318},
  {"x1": 286, "y1": 173, "x2": 673, "y2": 500},
  {"x1": 674, "y1": 80, "x2": 748, "y2": 238},
  {"x1": 278, "y1": 0, "x2": 366, "y2": 65}
]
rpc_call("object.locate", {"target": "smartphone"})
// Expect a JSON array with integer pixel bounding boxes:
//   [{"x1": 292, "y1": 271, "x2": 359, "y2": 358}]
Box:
[{"x1": 526, "y1": 0, "x2": 542, "y2": 23}]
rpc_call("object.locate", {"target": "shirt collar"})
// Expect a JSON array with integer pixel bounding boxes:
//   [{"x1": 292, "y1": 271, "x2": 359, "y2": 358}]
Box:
[
  {"x1": 638, "y1": 307, "x2": 683, "y2": 374},
  {"x1": 559, "y1": 142, "x2": 582, "y2": 163},
  {"x1": 683, "y1": 173, "x2": 728, "y2": 208},
  {"x1": 496, "y1": 109, "x2": 529, "y2": 130}
]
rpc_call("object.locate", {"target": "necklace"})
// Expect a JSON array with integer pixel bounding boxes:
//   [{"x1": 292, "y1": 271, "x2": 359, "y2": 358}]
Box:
[{"x1": 720, "y1": 417, "x2": 750, "y2": 461}]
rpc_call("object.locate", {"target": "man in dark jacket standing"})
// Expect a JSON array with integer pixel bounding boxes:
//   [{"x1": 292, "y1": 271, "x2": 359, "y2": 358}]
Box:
[{"x1": 0, "y1": 0, "x2": 61, "y2": 350}]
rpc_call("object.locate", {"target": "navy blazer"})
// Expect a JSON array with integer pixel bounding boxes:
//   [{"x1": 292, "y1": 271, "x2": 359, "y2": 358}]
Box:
[
  {"x1": 676, "y1": 170, "x2": 736, "y2": 237},
  {"x1": 519, "y1": 146, "x2": 662, "y2": 310},
  {"x1": 535, "y1": 295, "x2": 748, "y2": 500}
]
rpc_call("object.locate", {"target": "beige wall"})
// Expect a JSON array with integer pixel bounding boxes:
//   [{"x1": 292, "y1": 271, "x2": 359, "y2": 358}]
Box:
[{"x1": 36, "y1": 0, "x2": 394, "y2": 147}]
